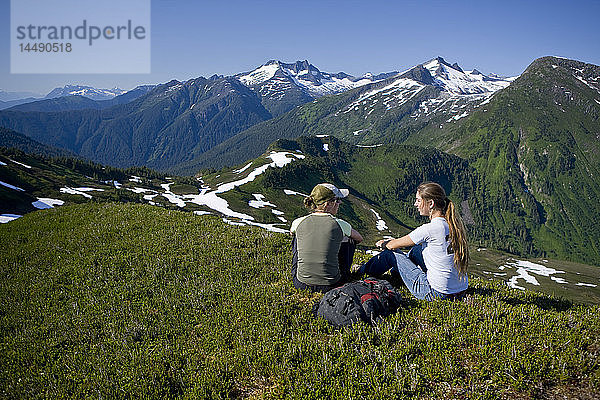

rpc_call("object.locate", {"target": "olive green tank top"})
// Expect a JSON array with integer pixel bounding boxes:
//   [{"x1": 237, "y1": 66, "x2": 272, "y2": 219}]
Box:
[{"x1": 291, "y1": 213, "x2": 351, "y2": 286}]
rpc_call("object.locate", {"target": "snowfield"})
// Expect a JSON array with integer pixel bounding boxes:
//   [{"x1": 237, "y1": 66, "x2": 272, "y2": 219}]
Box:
[
  {"x1": 0, "y1": 180, "x2": 25, "y2": 191},
  {"x1": 499, "y1": 259, "x2": 566, "y2": 290},
  {"x1": 0, "y1": 214, "x2": 22, "y2": 223},
  {"x1": 60, "y1": 187, "x2": 105, "y2": 199},
  {"x1": 32, "y1": 198, "x2": 65, "y2": 209}
]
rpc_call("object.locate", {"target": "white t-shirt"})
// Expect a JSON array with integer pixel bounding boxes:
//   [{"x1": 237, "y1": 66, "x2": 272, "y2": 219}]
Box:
[{"x1": 408, "y1": 217, "x2": 468, "y2": 294}]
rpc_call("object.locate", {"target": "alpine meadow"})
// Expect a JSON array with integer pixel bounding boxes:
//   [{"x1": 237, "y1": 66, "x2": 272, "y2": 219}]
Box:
[{"x1": 1, "y1": 54, "x2": 600, "y2": 399}]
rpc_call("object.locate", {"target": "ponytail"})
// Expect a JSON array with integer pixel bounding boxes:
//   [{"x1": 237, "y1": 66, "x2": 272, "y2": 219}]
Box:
[
  {"x1": 303, "y1": 196, "x2": 317, "y2": 210},
  {"x1": 445, "y1": 199, "x2": 469, "y2": 275}
]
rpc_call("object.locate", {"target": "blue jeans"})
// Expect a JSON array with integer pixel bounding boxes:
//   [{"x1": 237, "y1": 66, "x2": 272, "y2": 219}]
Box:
[{"x1": 361, "y1": 245, "x2": 449, "y2": 301}]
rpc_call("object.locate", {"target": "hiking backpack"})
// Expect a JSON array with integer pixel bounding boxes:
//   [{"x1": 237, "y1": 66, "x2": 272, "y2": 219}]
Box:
[{"x1": 316, "y1": 278, "x2": 403, "y2": 327}]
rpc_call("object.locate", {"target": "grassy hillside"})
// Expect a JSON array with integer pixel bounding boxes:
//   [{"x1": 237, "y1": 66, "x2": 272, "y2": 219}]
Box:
[
  {"x1": 0, "y1": 147, "x2": 186, "y2": 215},
  {"x1": 1, "y1": 203, "x2": 599, "y2": 399}
]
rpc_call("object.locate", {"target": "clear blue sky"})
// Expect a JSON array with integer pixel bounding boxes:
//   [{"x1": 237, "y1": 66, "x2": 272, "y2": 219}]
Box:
[{"x1": 2, "y1": 0, "x2": 599, "y2": 95}]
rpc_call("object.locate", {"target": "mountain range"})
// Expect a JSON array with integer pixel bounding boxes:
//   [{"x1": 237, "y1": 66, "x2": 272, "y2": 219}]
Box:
[
  {"x1": 1, "y1": 55, "x2": 599, "y2": 267},
  {"x1": 184, "y1": 56, "x2": 516, "y2": 172},
  {"x1": 0, "y1": 57, "x2": 513, "y2": 172},
  {"x1": 0, "y1": 60, "x2": 392, "y2": 169},
  {"x1": 43, "y1": 85, "x2": 126, "y2": 100}
]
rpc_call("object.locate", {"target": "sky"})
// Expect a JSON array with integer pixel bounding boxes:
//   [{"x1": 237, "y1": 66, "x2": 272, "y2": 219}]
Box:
[{"x1": 1, "y1": 0, "x2": 599, "y2": 96}]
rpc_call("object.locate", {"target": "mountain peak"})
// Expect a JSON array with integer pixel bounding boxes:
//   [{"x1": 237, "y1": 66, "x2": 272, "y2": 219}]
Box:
[
  {"x1": 399, "y1": 65, "x2": 436, "y2": 85},
  {"x1": 236, "y1": 59, "x2": 380, "y2": 98},
  {"x1": 280, "y1": 60, "x2": 318, "y2": 74},
  {"x1": 45, "y1": 85, "x2": 126, "y2": 100},
  {"x1": 425, "y1": 57, "x2": 465, "y2": 73},
  {"x1": 261, "y1": 59, "x2": 315, "y2": 71},
  {"x1": 420, "y1": 57, "x2": 514, "y2": 95},
  {"x1": 435, "y1": 56, "x2": 448, "y2": 65},
  {"x1": 451, "y1": 62, "x2": 464, "y2": 73}
]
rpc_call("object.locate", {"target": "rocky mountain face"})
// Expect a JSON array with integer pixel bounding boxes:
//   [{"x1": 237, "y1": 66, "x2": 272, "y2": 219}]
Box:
[{"x1": 234, "y1": 59, "x2": 393, "y2": 117}]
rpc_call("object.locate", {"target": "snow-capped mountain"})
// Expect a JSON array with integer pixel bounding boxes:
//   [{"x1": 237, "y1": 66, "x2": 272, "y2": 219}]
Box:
[
  {"x1": 236, "y1": 60, "x2": 392, "y2": 98},
  {"x1": 335, "y1": 56, "x2": 518, "y2": 128},
  {"x1": 189, "y1": 57, "x2": 522, "y2": 172},
  {"x1": 45, "y1": 85, "x2": 127, "y2": 101},
  {"x1": 422, "y1": 57, "x2": 516, "y2": 95}
]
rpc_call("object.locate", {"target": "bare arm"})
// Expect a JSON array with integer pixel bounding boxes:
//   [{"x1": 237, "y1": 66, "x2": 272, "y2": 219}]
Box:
[
  {"x1": 350, "y1": 228, "x2": 363, "y2": 243},
  {"x1": 376, "y1": 234, "x2": 415, "y2": 250}
]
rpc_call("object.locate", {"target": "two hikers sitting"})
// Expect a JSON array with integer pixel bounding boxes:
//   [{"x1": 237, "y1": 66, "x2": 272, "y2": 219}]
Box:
[{"x1": 291, "y1": 182, "x2": 469, "y2": 302}]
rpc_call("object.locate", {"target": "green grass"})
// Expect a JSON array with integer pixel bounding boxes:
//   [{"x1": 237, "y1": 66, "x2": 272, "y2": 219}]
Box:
[{"x1": 1, "y1": 203, "x2": 599, "y2": 399}]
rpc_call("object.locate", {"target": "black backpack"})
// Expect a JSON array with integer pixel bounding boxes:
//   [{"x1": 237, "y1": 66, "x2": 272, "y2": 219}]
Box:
[{"x1": 316, "y1": 278, "x2": 403, "y2": 327}]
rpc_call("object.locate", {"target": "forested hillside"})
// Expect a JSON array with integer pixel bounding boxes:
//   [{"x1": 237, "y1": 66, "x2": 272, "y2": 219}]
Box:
[
  {"x1": 255, "y1": 135, "x2": 599, "y2": 264},
  {"x1": 427, "y1": 57, "x2": 600, "y2": 264}
]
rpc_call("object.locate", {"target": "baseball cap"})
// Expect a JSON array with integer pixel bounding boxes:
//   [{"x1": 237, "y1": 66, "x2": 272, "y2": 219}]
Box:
[{"x1": 309, "y1": 183, "x2": 349, "y2": 205}]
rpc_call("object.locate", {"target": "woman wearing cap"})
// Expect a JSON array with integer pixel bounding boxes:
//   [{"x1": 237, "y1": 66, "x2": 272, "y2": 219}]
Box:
[
  {"x1": 290, "y1": 183, "x2": 363, "y2": 293},
  {"x1": 356, "y1": 182, "x2": 469, "y2": 301}
]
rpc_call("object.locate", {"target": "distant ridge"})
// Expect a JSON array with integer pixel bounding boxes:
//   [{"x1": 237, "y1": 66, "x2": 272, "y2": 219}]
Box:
[
  {"x1": 4, "y1": 85, "x2": 156, "y2": 113},
  {"x1": 44, "y1": 85, "x2": 126, "y2": 101}
]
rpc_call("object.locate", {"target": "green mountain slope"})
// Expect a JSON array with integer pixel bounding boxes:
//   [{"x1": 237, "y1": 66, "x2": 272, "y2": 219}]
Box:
[
  {"x1": 0, "y1": 127, "x2": 75, "y2": 158},
  {"x1": 428, "y1": 57, "x2": 600, "y2": 265},
  {"x1": 1, "y1": 202, "x2": 599, "y2": 398},
  {"x1": 170, "y1": 87, "x2": 372, "y2": 174},
  {"x1": 0, "y1": 77, "x2": 272, "y2": 170}
]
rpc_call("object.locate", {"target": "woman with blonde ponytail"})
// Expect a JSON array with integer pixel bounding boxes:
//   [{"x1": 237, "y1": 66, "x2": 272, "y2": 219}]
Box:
[
  {"x1": 356, "y1": 182, "x2": 469, "y2": 301},
  {"x1": 290, "y1": 183, "x2": 363, "y2": 293}
]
